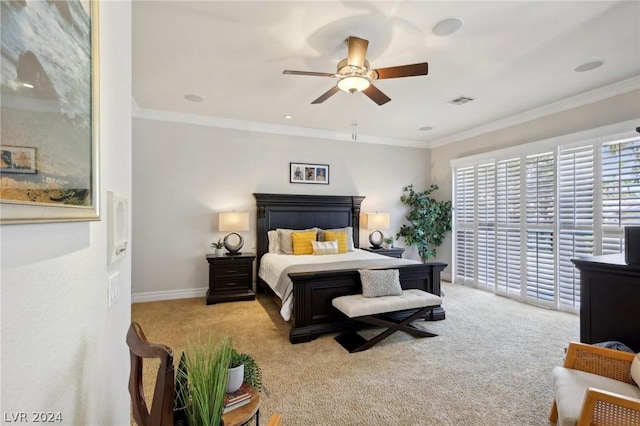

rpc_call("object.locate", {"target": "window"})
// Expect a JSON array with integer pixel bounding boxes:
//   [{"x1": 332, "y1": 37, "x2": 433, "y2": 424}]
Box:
[{"x1": 451, "y1": 122, "x2": 640, "y2": 312}]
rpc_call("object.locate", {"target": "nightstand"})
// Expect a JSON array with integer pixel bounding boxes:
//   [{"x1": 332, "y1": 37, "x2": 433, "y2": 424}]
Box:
[
  {"x1": 361, "y1": 247, "x2": 405, "y2": 259},
  {"x1": 205, "y1": 253, "x2": 256, "y2": 305}
]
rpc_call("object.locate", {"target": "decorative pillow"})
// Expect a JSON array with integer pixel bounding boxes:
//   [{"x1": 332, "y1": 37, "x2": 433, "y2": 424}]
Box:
[
  {"x1": 277, "y1": 228, "x2": 316, "y2": 255},
  {"x1": 323, "y1": 231, "x2": 348, "y2": 253},
  {"x1": 267, "y1": 230, "x2": 279, "y2": 254},
  {"x1": 311, "y1": 240, "x2": 339, "y2": 255},
  {"x1": 631, "y1": 353, "x2": 640, "y2": 386},
  {"x1": 291, "y1": 231, "x2": 317, "y2": 255},
  {"x1": 318, "y1": 227, "x2": 355, "y2": 251},
  {"x1": 359, "y1": 269, "x2": 402, "y2": 298}
]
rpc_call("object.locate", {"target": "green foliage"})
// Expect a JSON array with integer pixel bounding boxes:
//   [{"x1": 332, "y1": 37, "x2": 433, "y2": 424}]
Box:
[
  {"x1": 396, "y1": 184, "x2": 452, "y2": 263},
  {"x1": 229, "y1": 348, "x2": 268, "y2": 395},
  {"x1": 174, "y1": 352, "x2": 189, "y2": 410},
  {"x1": 211, "y1": 239, "x2": 225, "y2": 249},
  {"x1": 176, "y1": 334, "x2": 233, "y2": 426}
]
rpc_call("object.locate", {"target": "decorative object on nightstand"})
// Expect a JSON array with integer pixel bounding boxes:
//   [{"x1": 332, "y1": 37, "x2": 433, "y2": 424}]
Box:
[
  {"x1": 365, "y1": 212, "x2": 390, "y2": 249},
  {"x1": 219, "y1": 211, "x2": 250, "y2": 255},
  {"x1": 361, "y1": 246, "x2": 405, "y2": 259},
  {"x1": 384, "y1": 236, "x2": 394, "y2": 248},
  {"x1": 211, "y1": 239, "x2": 225, "y2": 256},
  {"x1": 206, "y1": 253, "x2": 256, "y2": 304}
]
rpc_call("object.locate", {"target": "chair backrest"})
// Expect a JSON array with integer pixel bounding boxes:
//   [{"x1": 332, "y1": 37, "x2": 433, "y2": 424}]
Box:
[{"x1": 126, "y1": 322, "x2": 175, "y2": 426}]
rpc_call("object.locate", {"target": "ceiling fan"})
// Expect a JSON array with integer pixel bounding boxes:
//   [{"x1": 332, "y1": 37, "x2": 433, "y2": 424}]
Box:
[{"x1": 283, "y1": 36, "x2": 428, "y2": 106}]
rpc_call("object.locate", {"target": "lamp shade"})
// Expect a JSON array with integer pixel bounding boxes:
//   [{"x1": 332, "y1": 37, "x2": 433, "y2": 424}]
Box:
[
  {"x1": 366, "y1": 213, "x2": 390, "y2": 230},
  {"x1": 219, "y1": 211, "x2": 250, "y2": 232}
]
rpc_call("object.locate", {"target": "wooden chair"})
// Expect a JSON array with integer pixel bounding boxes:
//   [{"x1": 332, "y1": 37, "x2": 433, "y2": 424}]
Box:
[
  {"x1": 127, "y1": 322, "x2": 175, "y2": 426},
  {"x1": 550, "y1": 342, "x2": 640, "y2": 426}
]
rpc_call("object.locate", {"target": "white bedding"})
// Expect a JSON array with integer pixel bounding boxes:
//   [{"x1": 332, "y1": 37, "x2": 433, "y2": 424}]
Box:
[{"x1": 258, "y1": 249, "x2": 419, "y2": 320}]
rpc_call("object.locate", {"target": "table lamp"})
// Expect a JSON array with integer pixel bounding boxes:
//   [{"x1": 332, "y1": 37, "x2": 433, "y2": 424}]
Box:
[
  {"x1": 366, "y1": 212, "x2": 390, "y2": 249},
  {"x1": 219, "y1": 211, "x2": 250, "y2": 255}
]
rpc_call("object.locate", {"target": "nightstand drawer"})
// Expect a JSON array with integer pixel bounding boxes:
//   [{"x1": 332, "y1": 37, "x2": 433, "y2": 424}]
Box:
[
  {"x1": 214, "y1": 276, "x2": 249, "y2": 290},
  {"x1": 215, "y1": 263, "x2": 251, "y2": 277}
]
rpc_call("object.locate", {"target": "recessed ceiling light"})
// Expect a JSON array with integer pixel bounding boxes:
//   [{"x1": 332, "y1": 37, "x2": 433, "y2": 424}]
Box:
[
  {"x1": 22, "y1": 82, "x2": 34, "y2": 89},
  {"x1": 574, "y1": 60, "x2": 605, "y2": 73},
  {"x1": 419, "y1": 126, "x2": 433, "y2": 131},
  {"x1": 184, "y1": 94, "x2": 204, "y2": 102},
  {"x1": 284, "y1": 115, "x2": 292, "y2": 119},
  {"x1": 432, "y1": 18, "x2": 463, "y2": 36}
]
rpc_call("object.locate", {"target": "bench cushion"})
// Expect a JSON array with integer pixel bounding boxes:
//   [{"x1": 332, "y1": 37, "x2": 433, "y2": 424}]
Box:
[{"x1": 332, "y1": 289, "x2": 442, "y2": 318}]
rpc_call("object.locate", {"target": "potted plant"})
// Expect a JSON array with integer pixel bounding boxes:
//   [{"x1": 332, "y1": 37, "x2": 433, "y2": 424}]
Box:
[
  {"x1": 396, "y1": 184, "x2": 452, "y2": 263},
  {"x1": 383, "y1": 236, "x2": 394, "y2": 248},
  {"x1": 174, "y1": 353, "x2": 189, "y2": 426},
  {"x1": 175, "y1": 334, "x2": 233, "y2": 426},
  {"x1": 211, "y1": 239, "x2": 225, "y2": 256},
  {"x1": 228, "y1": 348, "x2": 267, "y2": 395}
]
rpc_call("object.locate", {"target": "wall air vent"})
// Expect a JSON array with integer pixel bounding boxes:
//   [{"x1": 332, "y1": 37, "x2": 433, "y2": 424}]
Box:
[{"x1": 448, "y1": 96, "x2": 475, "y2": 105}]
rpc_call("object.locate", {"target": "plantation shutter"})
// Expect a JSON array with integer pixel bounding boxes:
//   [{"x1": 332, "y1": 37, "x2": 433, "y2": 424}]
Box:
[
  {"x1": 525, "y1": 153, "x2": 555, "y2": 303},
  {"x1": 495, "y1": 158, "x2": 521, "y2": 295},
  {"x1": 477, "y1": 163, "x2": 496, "y2": 290},
  {"x1": 601, "y1": 137, "x2": 640, "y2": 254},
  {"x1": 454, "y1": 166, "x2": 475, "y2": 284},
  {"x1": 557, "y1": 145, "x2": 594, "y2": 308}
]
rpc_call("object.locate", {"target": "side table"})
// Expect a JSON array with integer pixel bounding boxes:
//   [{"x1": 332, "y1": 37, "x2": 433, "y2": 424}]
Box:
[
  {"x1": 222, "y1": 385, "x2": 260, "y2": 426},
  {"x1": 205, "y1": 253, "x2": 256, "y2": 305},
  {"x1": 361, "y1": 247, "x2": 405, "y2": 259}
]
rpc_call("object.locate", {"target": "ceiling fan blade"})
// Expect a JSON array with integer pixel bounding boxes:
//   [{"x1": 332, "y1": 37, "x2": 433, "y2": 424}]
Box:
[
  {"x1": 311, "y1": 86, "x2": 340, "y2": 104},
  {"x1": 362, "y1": 84, "x2": 391, "y2": 106},
  {"x1": 283, "y1": 70, "x2": 334, "y2": 77},
  {"x1": 373, "y1": 62, "x2": 428, "y2": 79},
  {"x1": 347, "y1": 36, "x2": 369, "y2": 69}
]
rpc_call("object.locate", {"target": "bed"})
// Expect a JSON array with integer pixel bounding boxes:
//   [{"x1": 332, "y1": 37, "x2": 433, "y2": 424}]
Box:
[{"x1": 253, "y1": 193, "x2": 447, "y2": 344}]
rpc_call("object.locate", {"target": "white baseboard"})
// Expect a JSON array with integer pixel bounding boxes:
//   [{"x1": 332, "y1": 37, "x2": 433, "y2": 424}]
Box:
[{"x1": 132, "y1": 287, "x2": 208, "y2": 304}]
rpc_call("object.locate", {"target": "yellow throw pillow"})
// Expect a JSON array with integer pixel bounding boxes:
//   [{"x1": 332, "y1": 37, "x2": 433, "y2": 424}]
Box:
[
  {"x1": 323, "y1": 231, "x2": 347, "y2": 253},
  {"x1": 291, "y1": 231, "x2": 317, "y2": 255}
]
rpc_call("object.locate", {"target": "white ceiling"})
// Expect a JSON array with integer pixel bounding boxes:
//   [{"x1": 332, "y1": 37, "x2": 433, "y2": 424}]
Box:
[{"x1": 132, "y1": 1, "x2": 640, "y2": 148}]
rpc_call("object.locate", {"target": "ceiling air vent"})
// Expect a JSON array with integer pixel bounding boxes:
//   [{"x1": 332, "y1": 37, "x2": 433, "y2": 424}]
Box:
[{"x1": 448, "y1": 96, "x2": 475, "y2": 105}]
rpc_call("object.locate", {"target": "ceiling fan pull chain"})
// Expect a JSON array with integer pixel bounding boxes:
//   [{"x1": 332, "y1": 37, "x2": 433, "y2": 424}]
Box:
[{"x1": 351, "y1": 92, "x2": 358, "y2": 141}]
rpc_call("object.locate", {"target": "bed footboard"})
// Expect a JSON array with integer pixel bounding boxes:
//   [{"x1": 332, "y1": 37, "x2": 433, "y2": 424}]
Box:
[{"x1": 287, "y1": 262, "x2": 447, "y2": 344}]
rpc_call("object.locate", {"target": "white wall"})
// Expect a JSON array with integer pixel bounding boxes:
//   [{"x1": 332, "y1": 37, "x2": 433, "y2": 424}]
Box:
[
  {"x1": 430, "y1": 90, "x2": 640, "y2": 278},
  {"x1": 0, "y1": 2, "x2": 132, "y2": 424},
  {"x1": 131, "y1": 119, "x2": 431, "y2": 300}
]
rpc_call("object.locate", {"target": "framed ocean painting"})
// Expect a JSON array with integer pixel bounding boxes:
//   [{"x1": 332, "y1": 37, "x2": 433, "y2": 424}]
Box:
[{"x1": 0, "y1": 0, "x2": 100, "y2": 224}]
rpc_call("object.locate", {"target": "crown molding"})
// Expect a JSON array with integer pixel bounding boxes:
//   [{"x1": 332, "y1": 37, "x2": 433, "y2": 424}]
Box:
[
  {"x1": 131, "y1": 105, "x2": 429, "y2": 149},
  {"x1": 428, "y1": 76, "x2": 640, "y2": 148}
]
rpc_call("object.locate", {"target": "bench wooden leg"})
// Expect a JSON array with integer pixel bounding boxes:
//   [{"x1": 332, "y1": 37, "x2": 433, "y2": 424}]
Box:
[{"x1": 334, "y1": 305, "x2": 438, "y2": 353}]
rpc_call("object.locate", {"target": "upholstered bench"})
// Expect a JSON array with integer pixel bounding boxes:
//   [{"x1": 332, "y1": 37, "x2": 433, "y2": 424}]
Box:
[{"x1": 332, "y1": 288, "x2": 442, "y2": 353}]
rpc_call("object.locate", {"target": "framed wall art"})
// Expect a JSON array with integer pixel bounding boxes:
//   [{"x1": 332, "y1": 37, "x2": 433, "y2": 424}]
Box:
[
  {"x1": 0, "y1": 0, "x2": 100, "y2": 224},
  {"x1": 290, "y1": 162, "x2": 329, "y2": 185}
]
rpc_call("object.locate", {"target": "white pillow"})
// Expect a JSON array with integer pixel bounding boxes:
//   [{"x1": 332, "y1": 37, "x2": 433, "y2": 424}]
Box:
[
  {"x1": 358, "y1": 269, "x2": 402, "y2": 298},
  {"x1": 311, "y1": 240, "x2": 339, "y2": 255},
  {"x1": 631, "y1": 353, "x2": 640, "y2": 386},
  {"x1": 318, "y1": 227, "x2": 355, "y2": 251},
  {"x1": 267, "y1": 230, "x2": 279, "y2": 254}
]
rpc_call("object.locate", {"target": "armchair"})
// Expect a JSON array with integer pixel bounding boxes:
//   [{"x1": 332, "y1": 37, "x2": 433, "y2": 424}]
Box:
[{"x1": 550, "y1": 342, "x2": 640, "y2": 426}]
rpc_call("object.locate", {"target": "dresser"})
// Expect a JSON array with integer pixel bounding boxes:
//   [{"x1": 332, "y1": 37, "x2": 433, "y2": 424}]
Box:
[
  {"x1": 205, "y1": 253, "x2": 256, "y2": 305},
  {"x1": 571, "y1": 253, "x2": 640, "y2": 352}
]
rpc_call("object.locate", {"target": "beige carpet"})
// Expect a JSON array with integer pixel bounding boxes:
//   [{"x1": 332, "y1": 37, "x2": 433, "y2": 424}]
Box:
[{"x1": 131, "y1": 282, "x2": 578, "y2": 425}]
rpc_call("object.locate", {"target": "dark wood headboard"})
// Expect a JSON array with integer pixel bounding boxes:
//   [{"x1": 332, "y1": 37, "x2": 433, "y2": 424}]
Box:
[{"x1": 253, "y1": 193, "x2": 365, "y2": 267}]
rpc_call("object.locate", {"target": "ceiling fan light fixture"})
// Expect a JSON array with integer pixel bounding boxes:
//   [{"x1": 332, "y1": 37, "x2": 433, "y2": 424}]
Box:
[{"x1": 337, "y1": 76, "x2": 370, "y2": 93}]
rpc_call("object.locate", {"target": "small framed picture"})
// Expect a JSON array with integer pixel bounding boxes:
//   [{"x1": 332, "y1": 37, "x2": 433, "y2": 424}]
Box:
[
  {"x1": 1, "y1": 146, "x2": 37, "y2": 174},
  {"x1": 290, "y1": 162, "x2": 329, "y2": 185}
]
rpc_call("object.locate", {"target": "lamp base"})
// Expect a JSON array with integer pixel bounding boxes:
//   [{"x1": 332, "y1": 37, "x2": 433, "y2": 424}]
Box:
[
  {"x1": 223, "y1": 232, "x2": 244, "y2": 255},
  {"x1": 368, "y1": 230, "x2": 384, "y2": 250}
]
